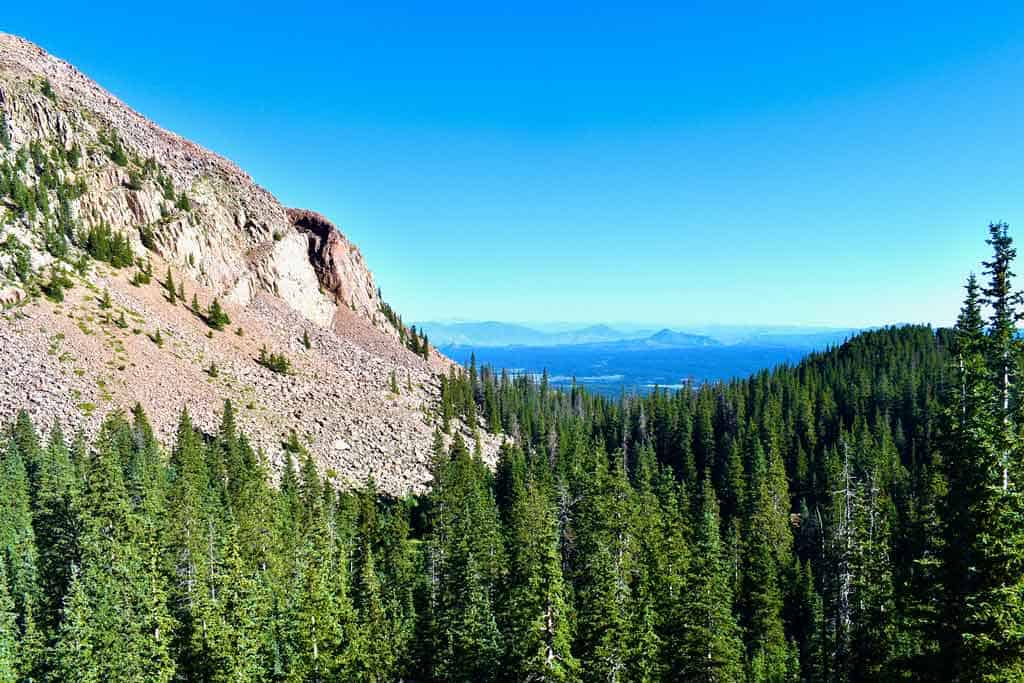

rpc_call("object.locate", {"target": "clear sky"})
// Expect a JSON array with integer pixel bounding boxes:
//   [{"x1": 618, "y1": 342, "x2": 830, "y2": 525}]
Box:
[{"x1": 5, "y1": 3, "x2": 1023, "y2": 327}]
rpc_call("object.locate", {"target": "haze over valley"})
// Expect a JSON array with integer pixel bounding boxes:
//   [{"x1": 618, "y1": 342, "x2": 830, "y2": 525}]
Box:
[{"x1": 419, "y1": 320, "x2": 859, "y2": 392}]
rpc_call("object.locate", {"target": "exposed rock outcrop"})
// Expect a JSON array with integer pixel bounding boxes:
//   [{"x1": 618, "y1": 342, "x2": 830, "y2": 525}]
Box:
[
  {"x1": 0, "y1": 32, "x2": 387, "y2": 334},
  {"x1": 288, "y1": 208, "x2": 391, "y2": 336}
]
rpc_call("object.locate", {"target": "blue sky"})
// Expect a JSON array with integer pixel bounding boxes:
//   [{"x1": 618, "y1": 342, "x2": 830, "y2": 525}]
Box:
[{"x1": 5, "y1": 3, "x2": 1023, "y2": 327}]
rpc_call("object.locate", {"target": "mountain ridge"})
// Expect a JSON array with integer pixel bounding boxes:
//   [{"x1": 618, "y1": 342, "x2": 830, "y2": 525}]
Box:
[
  {"x1": 0, "y1": 33, "x2": 495, "y2": 492},
  {"x1": 419, "y1": 319, "x2": 859, "y2": 349}
]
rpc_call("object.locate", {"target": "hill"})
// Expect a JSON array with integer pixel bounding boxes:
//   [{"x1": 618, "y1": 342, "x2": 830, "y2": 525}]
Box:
[{"x1": 0, "y1": 33, "x2": 495, "y2": 492}]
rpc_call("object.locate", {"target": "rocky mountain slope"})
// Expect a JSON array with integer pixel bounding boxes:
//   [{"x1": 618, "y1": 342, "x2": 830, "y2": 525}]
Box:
[{"x1": 0, "y1": 33, "x2": 496, "y2": 492}]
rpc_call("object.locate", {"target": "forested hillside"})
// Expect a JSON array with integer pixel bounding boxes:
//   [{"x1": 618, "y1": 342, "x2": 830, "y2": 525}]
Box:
[{"x1": 1, "y1": 224, "x2": 1022, "y2": 682}]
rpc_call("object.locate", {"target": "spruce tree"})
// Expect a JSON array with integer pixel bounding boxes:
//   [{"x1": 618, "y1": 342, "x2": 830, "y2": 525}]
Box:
[
  {"x1": 53, "y1": 568, "x2": 99, "y2": 683},
  {"x1": 501, "y1": 474, "x2": 578, "y2": 681},
  {"x1": 740, "y1": 444, "x2": 794, "y2": 682},
  {"x1": 0, "y1": 435, "x2": 41, "y2": 640},
  {"x1": 0, "y1": 110, "x2": 10, "y2": 150},
  {"x1": 286, "y1": 484, "x2": 357, "y2": 680},
  {"x1": 165, "y1": 408, "x2": 217, "y2": 679},
  {"x1": 352, "y1": 543, "x2": 392, "y2": 678},
  {"x1": 0, "y1": 563, "x2": 17, "y2": 683},
  {"x1": 941, "y1": 224, "x2": 1024, "y2": 680},
  {"x1": 207, "y1": 298, "x2": 230, "y2": 330},
  {"x1": 428, "y1": 435, "x2": 504, "y2": 682},
  {"x1": 74, "y1": 414, "x2": 176, "y2": 681},
  {"x1": 678, "y1": 475, "x2": 744, "y2": 681},
  {"x1": 572, "y1": 453, "x2": 634, "y2": 682},
  {"x1": 210, "y1": 524, "x2": 264, "y2": 683},
  {"x1": 165, "y1": 268, "x2": 176, "y2": 304},
  {"x1": 32, "y1": 423, "x2": 80, "y2": 636},
  {"x1": 626, "y1": 449, "x2": 669, "y2": 682}
]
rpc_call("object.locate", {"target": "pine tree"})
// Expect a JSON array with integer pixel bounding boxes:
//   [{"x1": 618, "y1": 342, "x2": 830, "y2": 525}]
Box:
[
  {"x1": 53, "y1": 568, "x2": 99, "y2": 683},
  {"x1": 74, "y1": 414, "x2": 176, "y2": 681},
  {"x1": 940, "y1": 223, "x2": 1024, "y2": 680},
  {"x1": 286, "y1": 485, "x2": 357, "y2": 680},
  {"x1": 573, "y1": 453, "x2": 634, "y2": 682},
  {"x1": 501, "y1": 474, "x2": 578, "y2": 681},
  {"x1": 740, "y1": 443, "x2": 794, "y2": 682},
  {"x1": 164, "y1": 408, "x2": 217, "y2": 679},
  {"x1": 207, "y1": 298, "x2": 230, "y2": 330},
  {"x1": 677, "y1": 475, "x2": 744, "y2": 681},
  {"x1": 210, "y1": 524, "x2": 265, "y2": 683},
  {"x1": 428, "y1": 435, "x2": 504, "y2": 682},
  {"x1": 32, "y1": 423, "x2": 80, "y2": 636},
  {"x1": 352, "y1": 542, "x2": 392, "y2": 678},
  {"x1": 0, "y1": 563, "x2": 18, "y2": 683},
  {"x1": 0, "y1": 434, "x2": 41, "y2": 640},
  {"x1": 165, "y1": 268, "x2": 176, "y2": 304},
  {"x1": 0, "y1": 110, "x2": 10, "y2": 150}
]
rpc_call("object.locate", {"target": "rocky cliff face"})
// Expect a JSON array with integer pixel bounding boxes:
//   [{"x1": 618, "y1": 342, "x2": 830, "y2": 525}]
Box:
[
  {"x1": 0, "y1": 32, "x2": 389, "y2": 332},
  {"x1": 0, "y1": 34, "x2": 487, "y2": 493}
]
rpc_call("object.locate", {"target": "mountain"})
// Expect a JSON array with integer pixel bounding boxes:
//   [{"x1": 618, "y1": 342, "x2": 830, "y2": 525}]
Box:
[
  {"x1": 432, "y1": 326, "x2": 720, "y2": 353},
  {"x1": 420, "y1": 319, "x2": 857, "y2": 350},
  {"x1": 639, "y1": 328, "x2": 719, "y2": 348},
  {"x1": 417, "y1": 320, "x2": 649, "y2": 347},
  {"x1": 679, "y1": 324, "x2": 860, "y2": 347},
  {"x1": 416, "y1": 321, "x2": 553, "y2": 346},
  {"x1": 0, "y1": 34, "x2": 495, "y2": 492}
]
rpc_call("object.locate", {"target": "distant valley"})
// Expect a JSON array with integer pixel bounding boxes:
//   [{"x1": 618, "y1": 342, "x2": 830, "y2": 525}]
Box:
[{"x1": 419, "y1": 321, "x2": 859, "y2": 393}]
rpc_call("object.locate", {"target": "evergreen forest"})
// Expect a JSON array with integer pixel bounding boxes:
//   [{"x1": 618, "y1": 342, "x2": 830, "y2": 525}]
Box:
[{"x1": 1, "y1": 224, "x2": 1023, "y2": 681}]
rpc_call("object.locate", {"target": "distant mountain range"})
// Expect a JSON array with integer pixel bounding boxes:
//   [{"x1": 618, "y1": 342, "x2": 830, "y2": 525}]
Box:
[
  {"x1": 416, "y1": 320, "x2": 858, "y2": 350},
  {"x1": 416, "y1": 321, "x2": 652, "y2": 347},
  {"x1": 422, "y1": 321, "x2": 863, "y2": 394}
]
